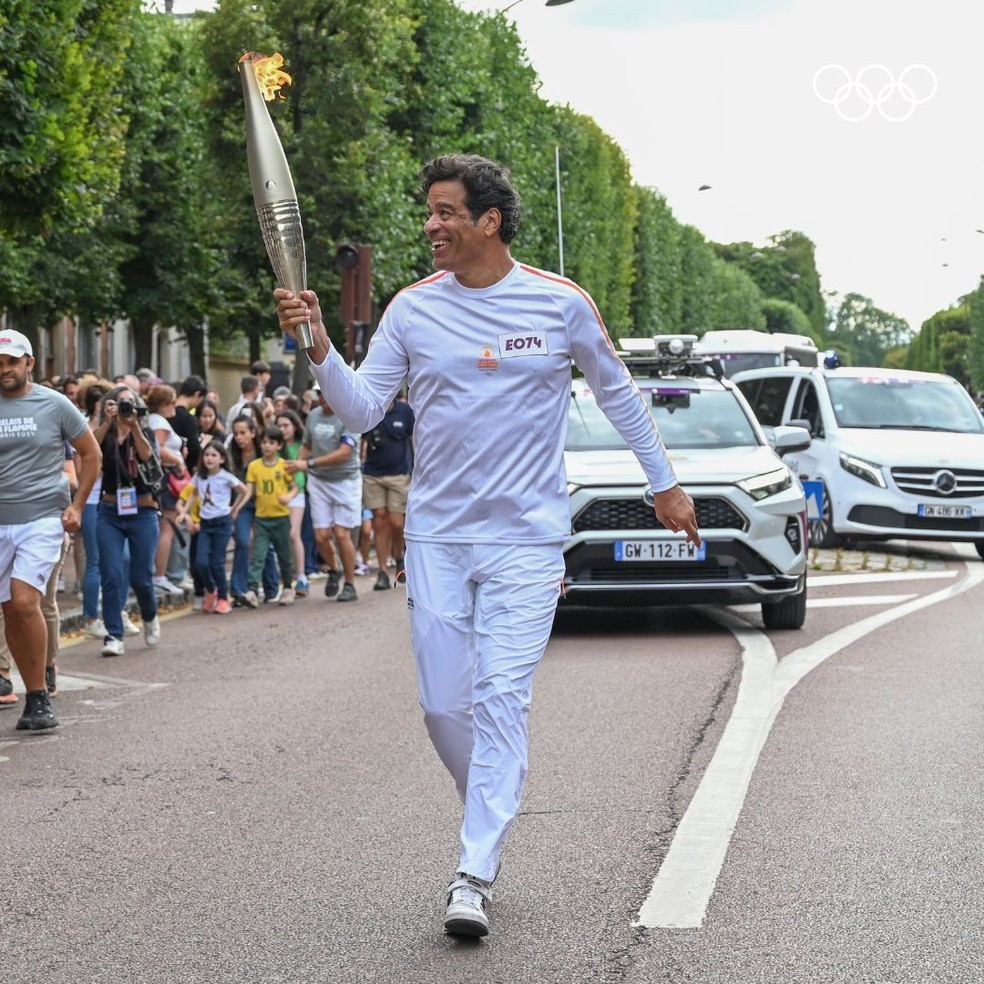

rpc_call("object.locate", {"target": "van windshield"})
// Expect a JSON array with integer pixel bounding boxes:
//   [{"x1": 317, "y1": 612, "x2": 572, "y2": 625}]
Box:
[{"x1": 827, "y1": 376, "x2": 984, "y2": 433}]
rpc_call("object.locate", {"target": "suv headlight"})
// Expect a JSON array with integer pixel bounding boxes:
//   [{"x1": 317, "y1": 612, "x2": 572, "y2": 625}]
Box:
[
  {"x1": 738, "y1": 466, "x2": 792, "y2": 500},
  {"x1": 839, "y1": 451, "x2": 886, "y2": 488}
]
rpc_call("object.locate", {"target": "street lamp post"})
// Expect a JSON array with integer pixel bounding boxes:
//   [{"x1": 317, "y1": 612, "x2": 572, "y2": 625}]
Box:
[{"x1": 555, "y1": 145, "x2": 565, "y2": 278}]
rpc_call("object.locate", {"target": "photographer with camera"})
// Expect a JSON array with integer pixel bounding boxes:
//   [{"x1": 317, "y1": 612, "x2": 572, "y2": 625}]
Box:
[{"x1": 92, "y1": 386, "x2": 164, "y2": 657}]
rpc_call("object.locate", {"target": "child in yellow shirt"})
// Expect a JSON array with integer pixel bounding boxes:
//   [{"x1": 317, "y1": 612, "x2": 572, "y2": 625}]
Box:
[{"x1": 241, "y1": 426, "x2": 297, "y2": 607}]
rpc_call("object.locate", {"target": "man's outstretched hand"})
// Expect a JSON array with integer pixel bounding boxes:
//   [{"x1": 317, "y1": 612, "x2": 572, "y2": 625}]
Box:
[{"x1": 652, "y1": 485, "x2": 701, "y2": 547}]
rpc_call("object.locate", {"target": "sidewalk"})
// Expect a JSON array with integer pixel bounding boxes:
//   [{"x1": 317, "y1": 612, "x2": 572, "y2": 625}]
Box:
[{"x1": 54, "y1": 581, "x2": 193, "y2": 645}]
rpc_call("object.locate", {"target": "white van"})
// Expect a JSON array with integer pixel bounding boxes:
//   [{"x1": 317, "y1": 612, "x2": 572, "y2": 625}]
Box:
[
  {"x1": 695, "y1": 330, "x2": 820, "y2": 377},
  {"x1": 732, "y1": 364, "x2": 984, "y2": 557}
]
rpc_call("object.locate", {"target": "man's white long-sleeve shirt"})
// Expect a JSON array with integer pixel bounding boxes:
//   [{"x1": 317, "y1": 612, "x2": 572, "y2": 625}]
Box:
[{"x1": 311, "y1": 262, "x2": 677, "y2": 545}]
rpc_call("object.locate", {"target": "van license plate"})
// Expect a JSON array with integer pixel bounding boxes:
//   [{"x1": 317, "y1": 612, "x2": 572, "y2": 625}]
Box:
[
  {"x1": 918, "y1": 504, "x2": 972, "y2": 519},
  {"x1": 614, "y1": 540, "x2": 706, "y2": 561}
]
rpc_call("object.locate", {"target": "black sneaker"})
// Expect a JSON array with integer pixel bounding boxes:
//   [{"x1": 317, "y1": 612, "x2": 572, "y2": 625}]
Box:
[
  {"x1": 15, "y1": 689, "x2": 59, "y2": 731},
  {"x1": 0, "y1": 674, "x2": 18, "y2": 708},
  {"x1": 373, "y1": 571, "x2": 391, "y2": 591},
  {"x1": 45, "y1": 665, "x2": 57, "y2": 697},
  {"x1": 337, "y1": 582, "x2": 358, "y2": 602},
  {"x1": 324, "y1": 570, "x2": 341, "y2": 598}
]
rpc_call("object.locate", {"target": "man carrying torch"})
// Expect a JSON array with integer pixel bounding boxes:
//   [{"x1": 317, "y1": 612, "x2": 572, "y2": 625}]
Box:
[{"x1": 270, "y1": 146, "x2": 699, "y2": 936}]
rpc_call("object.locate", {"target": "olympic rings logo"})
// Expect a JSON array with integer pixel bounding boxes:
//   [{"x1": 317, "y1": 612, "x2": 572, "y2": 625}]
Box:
[{"x1": 812, "y1": 64, "x2": 938, "y2": 122}]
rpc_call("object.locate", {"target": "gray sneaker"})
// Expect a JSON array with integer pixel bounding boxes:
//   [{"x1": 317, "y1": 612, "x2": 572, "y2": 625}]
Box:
[
  {"x1": 444, "y1": 874, "x2": 491, "y2": 937},
  {"x1": 324, "y1": 570, "x2": 341, "y2": 598},
  {"x1": 337, "y1": 582, "x2": 358, "y2": 602},
  {"x1": 144, "y1": 615, "x2": 161, "y2": 647}
]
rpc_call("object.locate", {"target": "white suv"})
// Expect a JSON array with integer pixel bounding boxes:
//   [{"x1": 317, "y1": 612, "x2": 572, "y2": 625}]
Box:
[
  {"x1": 563, "y1": 339, "x2": 811, "y2": 629},
  {"x1": 732, "y1": 365, "x2": 984, "y2": 558}
]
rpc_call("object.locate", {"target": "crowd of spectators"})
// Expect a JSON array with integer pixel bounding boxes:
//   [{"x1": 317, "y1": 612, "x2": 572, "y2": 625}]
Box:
[{"x1": 0, "y1": 359, "x2": 413, "y2": 715}]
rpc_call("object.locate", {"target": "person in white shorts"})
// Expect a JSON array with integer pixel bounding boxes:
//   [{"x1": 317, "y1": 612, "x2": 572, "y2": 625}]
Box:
[
  {"x1": 276, "y1": 154, "x2": 700, "y2": 938},
  {"x1": 0, "y1": 330, "x2": 101, "y2": 732},
  {"x1": 286, "y1": 383, "x2": 362, "y2": 603}
]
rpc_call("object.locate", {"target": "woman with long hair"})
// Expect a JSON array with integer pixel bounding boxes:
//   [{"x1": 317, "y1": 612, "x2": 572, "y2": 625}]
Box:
[
  {"x1": 196, "y1": 398, "x2": 226, "y2": 448},
  {"x1": 91, "y1": 386, "x2": 163, "y2": 656}
]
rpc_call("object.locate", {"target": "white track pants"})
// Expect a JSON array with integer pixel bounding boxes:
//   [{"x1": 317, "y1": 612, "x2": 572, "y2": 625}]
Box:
[{"x1": 404, "y1": 540, "x2": 565, "y2": 882}]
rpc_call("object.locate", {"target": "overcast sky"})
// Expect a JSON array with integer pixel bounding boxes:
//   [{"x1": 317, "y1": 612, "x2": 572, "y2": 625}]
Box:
[
  {"x1": 169, "y1": 0, "x2": 984, "y2": 331},
  {"x1": 453, "y1": 0, "x2": 984, "y2": 331}
]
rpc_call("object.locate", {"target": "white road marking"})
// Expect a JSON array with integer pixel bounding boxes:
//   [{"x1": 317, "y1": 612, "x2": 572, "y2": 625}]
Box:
[
  {"x1": 729, "y1": 594, "x2": 918, "y2": 613},
  {"x1": 810, "y1": 570, "x2": 956, "y2": 587},
  {"x1": 7, "y1": 670, "x2": 111, "y2": 693},
  {"x1": 636, "y1": 560, "x2": 984, "y2": 930}
]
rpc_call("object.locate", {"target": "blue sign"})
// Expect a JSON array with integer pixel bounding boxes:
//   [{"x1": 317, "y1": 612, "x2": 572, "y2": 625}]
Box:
[
  {"x1": 802, "y1": 481, "x2": 824, "y2": 521},
  {"x1": 282, "y1": 332, "x2": 297, "y2": 354}
]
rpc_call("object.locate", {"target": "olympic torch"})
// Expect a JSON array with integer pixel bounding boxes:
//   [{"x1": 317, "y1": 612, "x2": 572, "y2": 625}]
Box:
[{"x1": 239, "y1": 51, "x2": 314, "y2": 351}]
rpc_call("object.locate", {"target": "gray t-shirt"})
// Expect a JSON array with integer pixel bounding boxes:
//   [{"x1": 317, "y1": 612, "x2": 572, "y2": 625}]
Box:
[
  {"x1": 303, "y1": 407, "x2": 361, "y2": 481},
  {"x1": 0, "y1": 384, "x2": 88, "y2": 524}
]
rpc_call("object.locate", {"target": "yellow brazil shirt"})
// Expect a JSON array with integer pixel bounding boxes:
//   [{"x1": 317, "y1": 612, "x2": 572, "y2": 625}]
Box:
[{"x1": 245, "y1": 457, "x2": 293, "y2": 519}]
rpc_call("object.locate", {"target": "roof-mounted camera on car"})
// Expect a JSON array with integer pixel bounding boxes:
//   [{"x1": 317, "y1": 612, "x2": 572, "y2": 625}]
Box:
[{"x1": 617, "y1": 334, "x2": 723, "y2": 378}]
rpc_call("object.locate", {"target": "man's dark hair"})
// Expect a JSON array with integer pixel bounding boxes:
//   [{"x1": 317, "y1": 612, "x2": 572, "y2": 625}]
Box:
[
  {"x1": 250, "y1": 360, "x2": 271, "y2": 375},
  {"x1": 179, "y1": 375, "x2": 207, "y2": 398},
  {"x1": 419, "y1": 154, "x2": 521, "y2": 245},
  {"x1": 240, "y1": 374, "x2": 259, "y2": 396}
]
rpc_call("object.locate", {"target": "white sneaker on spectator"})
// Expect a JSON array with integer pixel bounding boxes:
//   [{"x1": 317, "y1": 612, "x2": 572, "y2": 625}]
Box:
[
  {"x1": 144, "y1": 616, "x2": 161, "y2": 647},
  {"x1": 264, "y1": 584, "x2": 283, "y2": 604},
  {"x1": 278, "y1": 587, "x2": 295, "y2": 606},
  {"x1": 85, "y1": 618, "x2": 107, "y2": 639},
  {"x1": 121, "y1": 611, "x2": 141, "y2": 637},
  {"x1": 176, "y1": 576, "x2": 195, "y2": 592},
  {"x1": 152, "y1": 575, "x2": 184, "y2": 597},
  {"x1": 101, "y1": 637, "x2": 125, "y2": 658}
]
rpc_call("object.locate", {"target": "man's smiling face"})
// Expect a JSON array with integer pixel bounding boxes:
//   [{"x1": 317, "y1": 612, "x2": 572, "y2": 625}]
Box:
[{"x1": 424, "y1": 179, "x2": 490, "y2": 278}]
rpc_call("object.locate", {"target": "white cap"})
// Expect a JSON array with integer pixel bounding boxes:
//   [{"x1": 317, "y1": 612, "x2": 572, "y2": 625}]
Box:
[{"x1": 0, "y1": 329, "x2": 33, "y2": 358}]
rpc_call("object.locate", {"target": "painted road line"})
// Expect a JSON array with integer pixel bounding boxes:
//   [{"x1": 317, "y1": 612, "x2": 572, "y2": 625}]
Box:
[
  {"x1": 729, "y1": 594, "x2": 917, "y2": 613},
  {"x1": 636, "y1": 560, "x2": 984, "y2": 930},
  {"x1": 810, "y1": 571, "x2": 956, "y2": 587}
]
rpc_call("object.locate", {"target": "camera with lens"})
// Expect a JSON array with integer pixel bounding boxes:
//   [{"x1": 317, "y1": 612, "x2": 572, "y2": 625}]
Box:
[{"x1": 117, "y1": 399, "x2": 147, "y2": 419}]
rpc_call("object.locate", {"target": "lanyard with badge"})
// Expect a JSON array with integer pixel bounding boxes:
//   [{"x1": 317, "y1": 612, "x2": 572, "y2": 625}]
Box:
[{"x1": 114, "y1": 435, "x2": 140, "y2": 515}]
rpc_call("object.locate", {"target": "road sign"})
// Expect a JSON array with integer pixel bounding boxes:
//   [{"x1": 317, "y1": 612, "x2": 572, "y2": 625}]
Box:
[{"x1": 802, "y1": 481, "x2": 824, "y2": 521}]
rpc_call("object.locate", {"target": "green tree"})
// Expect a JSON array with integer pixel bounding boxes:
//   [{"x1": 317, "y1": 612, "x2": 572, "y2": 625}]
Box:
[
  {"x1": 631, "y1": 188, "x2": 682, "y2": 334},
  {"x1": 829, "y1": 292, "x2": 912, "y2": 367},
  {"x1": 0, "y1": 0, "x2": 138, "y2": 343},
  {"x1": 761, "y1": 297, "x2": 815, "y2": 339},
  {"x1": 707, "y1": 260, "x2": 765, "y2": 331}
]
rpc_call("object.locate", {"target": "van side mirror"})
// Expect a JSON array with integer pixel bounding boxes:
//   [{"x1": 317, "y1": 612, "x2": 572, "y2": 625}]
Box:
[{"x1": 772, "y1": 424, "x2": 811, "y2": 455}]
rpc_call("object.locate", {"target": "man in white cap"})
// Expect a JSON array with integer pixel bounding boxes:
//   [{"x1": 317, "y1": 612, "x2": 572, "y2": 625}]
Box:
[{"x1": 0, "y1": 329, "x2": 101, "y2": 731}]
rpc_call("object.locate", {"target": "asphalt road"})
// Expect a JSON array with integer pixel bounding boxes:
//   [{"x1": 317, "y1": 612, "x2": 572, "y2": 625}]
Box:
[{"x1": 2, "y1": 542, "x2": 982, "y2": 983}]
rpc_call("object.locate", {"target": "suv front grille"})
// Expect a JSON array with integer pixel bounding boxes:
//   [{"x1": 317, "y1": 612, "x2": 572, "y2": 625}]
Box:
[
  {"x1": 890, "y1": 466, "x2": 984, "y2": 499},
  {"x1": 573, "y1": 496, "x2": 747, "y2": 533}
]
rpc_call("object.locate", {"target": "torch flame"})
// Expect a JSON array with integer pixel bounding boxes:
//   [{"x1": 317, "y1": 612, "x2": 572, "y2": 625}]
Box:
[{"x1": 239, "y1": 51, "x2": 292, "y2": 102}]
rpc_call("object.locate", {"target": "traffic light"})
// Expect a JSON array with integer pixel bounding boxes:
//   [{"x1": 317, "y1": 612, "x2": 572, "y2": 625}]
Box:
[{"x1": 335, "y1": 242, "x2": 373, "y2": 366}]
